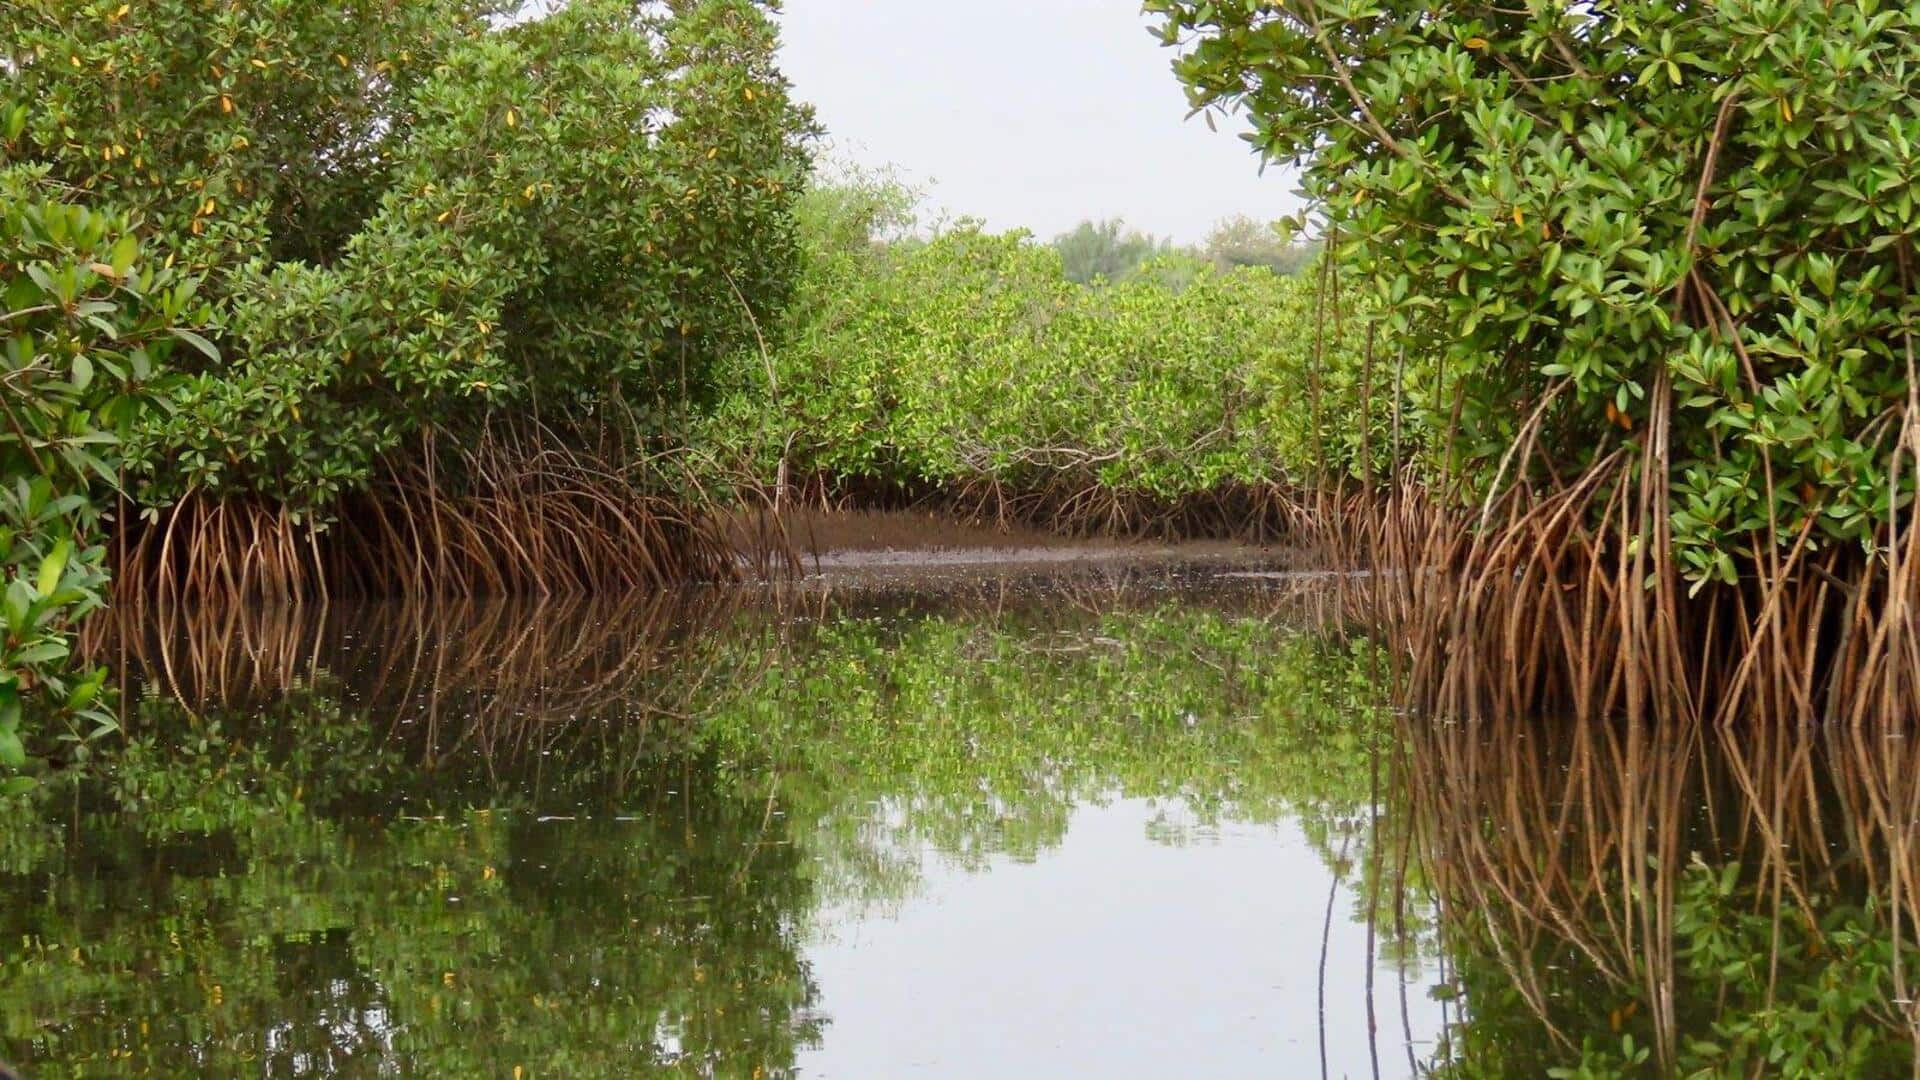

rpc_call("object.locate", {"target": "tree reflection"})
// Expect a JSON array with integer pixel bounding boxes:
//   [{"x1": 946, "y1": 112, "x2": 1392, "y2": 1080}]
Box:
[{"x1": 6, "y1": 576, "x2": 1392, "y2": 1076}]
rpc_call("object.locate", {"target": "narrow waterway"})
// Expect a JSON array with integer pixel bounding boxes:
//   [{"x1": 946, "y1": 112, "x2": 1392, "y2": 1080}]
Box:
[{"x1": 3, "y1": 564, "x2": 1915, "y2": 1076}]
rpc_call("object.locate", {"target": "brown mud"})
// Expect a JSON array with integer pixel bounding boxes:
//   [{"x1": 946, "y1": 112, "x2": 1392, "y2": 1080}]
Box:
[{"x1": 734, "y1": 508, "x2": 1305, "y2": 587}]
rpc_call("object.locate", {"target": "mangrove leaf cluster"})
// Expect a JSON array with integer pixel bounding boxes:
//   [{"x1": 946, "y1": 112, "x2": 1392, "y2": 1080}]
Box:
[
  {"x1": 3, "y1": 0, "x2": 813, "y2": 510},
  {"x1": 1147, "y1": 0, "x2": 1920, "y2": 584}
]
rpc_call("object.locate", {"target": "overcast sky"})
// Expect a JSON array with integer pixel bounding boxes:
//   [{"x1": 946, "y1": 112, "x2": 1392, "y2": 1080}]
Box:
[{"x1": 776, "y1": 1, "x2": 1302, "y2": 244}]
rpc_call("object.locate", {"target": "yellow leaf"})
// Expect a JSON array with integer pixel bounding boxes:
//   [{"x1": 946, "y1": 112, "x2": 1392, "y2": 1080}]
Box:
[
  {"x1": 219, "y1": 95, "x2": 233, "y2": 114},
  {"x1": 335, "y1": 53, "x2": 350, "y2": 68},
  {"x1": 1512, "y1": 206, "x2": 1523, "y2": 226},
  {"x1": 436, "y1": 209, "x2": 452, "y2": 223},
  {"x1": 523, "y1": 184, "x2": 536, "y2": 199},
  {"x1": 1780, "y1": 98, "x2": 1794, "y2": 122},
  {"x1": 505, "y1": 107, "x2": 518, "y2": 128},
  {"x1": 249, "y1": 58, "x2": 267, "y2": 70},
  {"x1": 707, "y1": 147, "x2": 717, "y2": 160},
  {"x1": 1464, "y1": 36, "x2": 1487, "y2": 50},
  {"x1": 112, "y1": 2, "x2": 129, "y2": 17},
  {"x1": 88, "y1": 261, "x2": 119, "y2": 278},
  {"x1": 743, "y1": 87, "x2": 755, "y2": 101}
]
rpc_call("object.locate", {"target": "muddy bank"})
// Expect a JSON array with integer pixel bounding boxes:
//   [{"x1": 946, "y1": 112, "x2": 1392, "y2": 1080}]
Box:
[{"x1": 734, "y1": 508, "x2": 1302, "y2": 586}]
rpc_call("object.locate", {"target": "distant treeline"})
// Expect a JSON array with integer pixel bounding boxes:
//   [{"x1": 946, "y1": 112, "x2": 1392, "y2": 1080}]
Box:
[{"x1": 1049, "y1": 216, "x2": 1315, "y2": 286}]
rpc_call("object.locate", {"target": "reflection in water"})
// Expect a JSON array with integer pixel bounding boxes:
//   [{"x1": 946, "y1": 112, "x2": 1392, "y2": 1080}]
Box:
[
  {"x1": 8, "y1": 571, "x2": 1917, "y2": 1076},
  {"x1": 1411, "y1": 714, "x2": 1920, "y2": 1076},
  {"x1": 3, "y1": 572, "x2": 1429, "y2": 1077}
]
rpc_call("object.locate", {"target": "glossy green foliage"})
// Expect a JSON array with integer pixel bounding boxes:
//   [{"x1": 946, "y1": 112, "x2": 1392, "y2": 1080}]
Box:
[
  {"x1": 1147, "y1": 0, "x2": 1920, "y2": 578},
  {"x1": 0, "y1": 167, "x2": 206, "y2": 781},
  {"x1": 704, "y1": 185, "x2": 1385, "y2": 504},
  {"x1": 3, "y1": 0, "x2": 813, "y2": 509},
  {"x1": 1, "y1": 0, "x2": 490, "y2": 274}
]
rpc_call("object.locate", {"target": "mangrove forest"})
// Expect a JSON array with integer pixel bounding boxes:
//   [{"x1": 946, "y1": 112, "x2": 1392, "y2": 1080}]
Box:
[{"x1": 4, "y1": 0, "x2": 1920, "y2": 1076}]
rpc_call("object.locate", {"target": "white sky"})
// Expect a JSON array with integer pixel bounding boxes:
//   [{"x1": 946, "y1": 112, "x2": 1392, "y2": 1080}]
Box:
[{"x1": 776, "y1": 1, "x2": 1303, "y2": 244}]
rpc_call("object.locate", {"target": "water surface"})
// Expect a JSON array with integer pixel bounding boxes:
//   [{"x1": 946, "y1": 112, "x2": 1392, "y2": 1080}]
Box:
[
  {"x1": 3, "y1": 570, "x2": 1439, "y2": 1077},
  {"x1": 5, "y1": 567, "x2": 1919, "y2": 1077}
]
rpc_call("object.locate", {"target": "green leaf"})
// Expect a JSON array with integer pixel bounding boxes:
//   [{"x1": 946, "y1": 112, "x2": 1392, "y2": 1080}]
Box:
[
  {"x1": 0, "y1": 729, "x2": 25, "y2": 769},
  {"x1": 109, "y1": 232, "x2": 139, "y2": 275},
  {"x1": 68, "y1": 669, "x2": 105, "y2": 710},
  {"x1": 11, "y1": 640, "x2": 69, "y2": 666},
  {"x1": 170, "y1": 328, "x2": 222, "y2": 362},
  {"x1": 37, "y1": 537, "x2": 72, "y2": 597},
  {"x1": 3, "y1": 579, "x2": 35, "y2": 631}
]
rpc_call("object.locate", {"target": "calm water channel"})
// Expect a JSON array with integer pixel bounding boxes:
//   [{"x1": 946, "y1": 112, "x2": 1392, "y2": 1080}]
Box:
[{"x1": 3, "y1": 566, "x2": 1917, "y2": 1076}]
